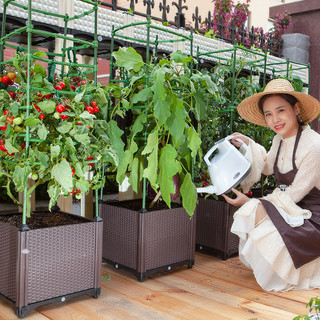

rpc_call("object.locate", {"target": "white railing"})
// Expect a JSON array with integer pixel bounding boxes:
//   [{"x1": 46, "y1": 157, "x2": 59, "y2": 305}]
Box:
[{"x1": 0, "y1": 0, "x2": 309, "y2": 84}]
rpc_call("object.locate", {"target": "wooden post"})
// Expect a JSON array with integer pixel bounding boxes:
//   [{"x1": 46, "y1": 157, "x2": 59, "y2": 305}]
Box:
[{"x1": 57, "y1": 195, "x2": 73, "y2": 214}]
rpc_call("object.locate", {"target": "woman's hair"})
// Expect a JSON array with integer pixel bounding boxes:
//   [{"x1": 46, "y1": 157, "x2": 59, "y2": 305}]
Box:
[{"x1": 258, "y1": 93, "x2": 304, "y2": 125}]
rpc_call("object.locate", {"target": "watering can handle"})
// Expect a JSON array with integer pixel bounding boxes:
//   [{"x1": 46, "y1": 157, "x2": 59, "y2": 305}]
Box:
[
  {"x1": 204, "y1": 136, "x2": 249, "y2": 166},
  {"x1": 204, "y1": 143, "x2": 221, "y2": 166},
  {"x1": 226, "y1": 135, "x2": 249, "y2": 155}
]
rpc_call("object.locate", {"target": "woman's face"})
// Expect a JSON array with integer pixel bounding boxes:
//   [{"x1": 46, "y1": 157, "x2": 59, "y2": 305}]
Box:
[{"x1": 262, "y1": 95, "x2": 300, "y2": 138}]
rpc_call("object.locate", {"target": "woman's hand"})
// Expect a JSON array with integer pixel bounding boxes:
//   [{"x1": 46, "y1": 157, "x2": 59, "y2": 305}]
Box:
[
  {"x1": 230, "y1": 132, "x2": 250, "y2": 148},
  {"x1": 222, "y1": 188, "x2": 250, "y2": 207}
]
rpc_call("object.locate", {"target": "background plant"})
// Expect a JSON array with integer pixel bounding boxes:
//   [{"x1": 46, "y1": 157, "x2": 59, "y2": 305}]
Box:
[
  {"x1": 106, "y1": 47, "x2": 218, "y2": 216},
  {"x1": 209, "y1": 0, "x2": 291, "y2": 55}
]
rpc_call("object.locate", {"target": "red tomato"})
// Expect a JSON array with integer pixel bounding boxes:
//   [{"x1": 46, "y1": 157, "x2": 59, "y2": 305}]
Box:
[
  {"x1": 6, "y1": 116, "x2": 14, "y2": 124},
  {"x1": 70, "y1": 85, "x2": 76, "y2": 91},
  {"x1": 4, "y1": 110, "x2": 8, "y2": 115},
  {"x1": 93, "y1": 106, "x2": 99, "y2": 113},
  {"x1": 91, "y1": 101, "x2": 97, "y2": 107},
  {"x1": 2, "y1": 76, "x2": 9, "y2": 85},
  {"x1": 0, "y1": 144, "x2": 6, "y2": 152},
  {"x1": 33, "y1": 104, "x2": 41, "y2": 112},
  {"x1": 86, "y1": 106, "x2": 94, "y2": 114},
  {"x1": 58, "y1": 81, "x2": 66, "y2": 89},
  {"x1": 60, "y1": 114, "x2": 69, "y2": 120},
  {"x1": 56, "y1": 104, "x2": 65, "y2": 113},
  {"x1": 54, "y1": 85, "x2": 62, "y2": 91},
  {"x1": 39, "y1": 113, "x2": 45, "y2": 120}
]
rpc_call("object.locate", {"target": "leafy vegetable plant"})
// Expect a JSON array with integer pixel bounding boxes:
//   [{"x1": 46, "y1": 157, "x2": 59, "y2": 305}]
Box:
[{"x1": 107, "y1": 47, "x2": 218, "y2": 216}]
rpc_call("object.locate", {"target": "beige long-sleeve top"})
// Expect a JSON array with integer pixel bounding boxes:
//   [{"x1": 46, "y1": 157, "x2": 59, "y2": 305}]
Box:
[{"x1": 239, "y1": 125, "x2": 320, "y2": 220}]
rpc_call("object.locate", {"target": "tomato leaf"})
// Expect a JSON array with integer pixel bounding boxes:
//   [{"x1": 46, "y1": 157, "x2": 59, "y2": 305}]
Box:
[
  {"x1": 37, "y1": 124, "x2": 48, "y2": 140},
  {"x1": 13, "y1": 166, "x2": 32, "y2": 192},
  {"x1": 37, "y1": 100, "x2": 56, "y2": 114},
  {"x1": 57, "y1": 121, "x2": 73, "y2": 134},
  {"x1": 51, "y1": 160, "x2": 73, "y2": 192},
  {"x1": 24, "y1": 115, "x2": 39, "y2": 127},
  {"x1": 74, "y1": 133, "x2": 90, "y2": 145}
]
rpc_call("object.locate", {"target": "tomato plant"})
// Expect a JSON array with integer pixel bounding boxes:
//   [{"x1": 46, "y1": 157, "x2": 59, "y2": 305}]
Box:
[{"x1": 0, "y1": 53, "x2": 125, "y2": 217}]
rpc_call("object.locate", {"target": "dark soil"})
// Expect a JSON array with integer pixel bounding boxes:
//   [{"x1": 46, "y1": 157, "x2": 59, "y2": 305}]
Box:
[
  {"x1": 106, "y1": 199, "x2": 181, "y2": 212},
  {"x1": 0, "y1": 211, "x2": 90, "y2": 230}
]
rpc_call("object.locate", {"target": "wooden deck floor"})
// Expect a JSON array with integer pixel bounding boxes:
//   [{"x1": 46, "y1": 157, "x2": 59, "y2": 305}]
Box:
[{"x1": 0, "y1": 252, "x2": 319, "y2": 320}]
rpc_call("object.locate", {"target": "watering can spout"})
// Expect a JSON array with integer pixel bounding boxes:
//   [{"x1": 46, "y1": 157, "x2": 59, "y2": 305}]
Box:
[{"x1": 197, "y1": 185, "x2": 217, "y2": 194}]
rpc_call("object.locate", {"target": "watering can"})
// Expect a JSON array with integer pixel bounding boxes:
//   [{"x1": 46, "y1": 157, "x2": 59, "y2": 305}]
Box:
[{"x1": 197, "y1": 135, "x2": 251, "y2": 195}]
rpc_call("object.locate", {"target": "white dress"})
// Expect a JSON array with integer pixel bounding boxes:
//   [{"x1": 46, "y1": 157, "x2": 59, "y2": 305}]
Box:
[{"x1": 231, "y1": 125, "x2": 320, "y2": 291}]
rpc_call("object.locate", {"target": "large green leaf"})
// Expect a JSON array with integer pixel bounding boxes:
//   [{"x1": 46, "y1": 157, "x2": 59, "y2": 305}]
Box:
[
  {"x1": 131, "y1": 113, "x2": 146, "y2": 137},
  {"x1": 154, "y1": 95, "x2": 172, "y2": 126},
  {"x1": 116, "y1": 140, "x2": 138, "y2": 184},
  {"x1": 12, "y1": 166, "x2": 32, "y2": 192},
  {"x1": 131, "y1": 87, "x2": 152, "y2": 104},
  {"x1": 112, "y1": 47, "x2": 144, "y2": 72},
  {"x1": 128, "y1": 156, "x2": 143, "y2": 194},
  {"x1": 141, "y1": 130, "x2": 158, "y2": 155},
  {"x1": 106, "y1": 120, "x2": 125, "y2": 160},
  {"x1": 143, "y1": 147, "x2": 158, "y2": 189},
  {"x1": 187, "y1": 126, "x2": 201, "y2": 159},
  {"x1": 165, "y1": 98, "x2": 187, "y2": 143},
  {"x1": 142, "y1": 130, "x2": 159, "y2": 188},
  {"x1": 157, "y1": 144, "x2": 179, "y2": 207},
  {"x1": 180, "y1": 173, "x2": 197, "y2": 217},
  {"x1": 51, "y1": 160, "x2": 73, "y2": 192}
]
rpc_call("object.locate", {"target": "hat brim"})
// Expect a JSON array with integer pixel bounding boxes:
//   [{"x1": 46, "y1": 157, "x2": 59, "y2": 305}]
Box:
[{"x1": 237, "y1": 90, "x2": 320, "y2": 127}]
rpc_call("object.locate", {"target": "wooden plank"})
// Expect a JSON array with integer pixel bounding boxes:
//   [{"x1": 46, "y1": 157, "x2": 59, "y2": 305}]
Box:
[{"x1": 0, "y1": 253, "x2": 317, "y2": 320}]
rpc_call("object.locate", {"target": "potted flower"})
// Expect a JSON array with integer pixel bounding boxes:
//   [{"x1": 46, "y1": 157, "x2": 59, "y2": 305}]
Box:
[
  {"x1": 0, "y1": 52, "x2": 124, "y2": 317},
  {"x1": 99, "y1": 47, "x2": 218, "y2": 281}
]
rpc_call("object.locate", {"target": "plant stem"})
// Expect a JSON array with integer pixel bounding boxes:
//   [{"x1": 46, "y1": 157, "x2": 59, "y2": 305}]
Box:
[
  {"x1": 149, "y1": 190, "x2": 161, "y2": 208},
  {"x1": 5, "y1": 179, "x2": 23, "y2": 208}
]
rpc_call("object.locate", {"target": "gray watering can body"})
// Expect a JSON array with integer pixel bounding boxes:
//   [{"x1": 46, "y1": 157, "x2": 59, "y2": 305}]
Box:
[{"x1": 197, "y1": 135, "x2": 251, "y2": 195}]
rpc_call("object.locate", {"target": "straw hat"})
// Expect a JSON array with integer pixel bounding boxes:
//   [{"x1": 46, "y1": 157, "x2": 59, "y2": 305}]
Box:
[{"x1": 237, "y1": 78, "x2": 320, "y2": 126}]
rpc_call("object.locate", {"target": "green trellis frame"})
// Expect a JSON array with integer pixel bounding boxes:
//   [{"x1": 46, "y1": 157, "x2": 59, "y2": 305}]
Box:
[
  {"x1": 106, "y1": 16, "x2": 194, "y2": 211},
  {"x1": 196, "y1": 44, "x2": 310, "y2": 133},
  {"x1": 0, "y1": 0, "x2": 100, "y2": 227}
]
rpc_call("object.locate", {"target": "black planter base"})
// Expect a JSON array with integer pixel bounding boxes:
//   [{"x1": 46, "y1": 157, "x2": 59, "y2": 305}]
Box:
[
  {"x1": 104, "y1": 258, "x2": 194, "y2": 282},
  {"x1": 0, "y1": 288, "x2": 101, "y2": 319}
]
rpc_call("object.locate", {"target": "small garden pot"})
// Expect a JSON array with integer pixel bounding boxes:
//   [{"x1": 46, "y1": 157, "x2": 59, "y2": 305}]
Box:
[
  {"x1": 196, "y1": 198, "x2": 239, "y2": 260},
  {"x1": 0, "y1": 211, "x2": 103, "y2": 319},
  {"x1": 99, "y1": 200, "x2": 196, "y2": 281}
]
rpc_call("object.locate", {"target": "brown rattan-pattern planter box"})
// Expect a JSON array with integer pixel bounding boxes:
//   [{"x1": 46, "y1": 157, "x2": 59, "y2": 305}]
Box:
[
  {"x1": 99, "y1": 200, "x2": 196, "y2": 281},
  {"x1": 0, "y1": 211, "x2": 103, "y2": 319},
  {"x1": 196, "y1": 198, "x2": 239, "y2": 260}
]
